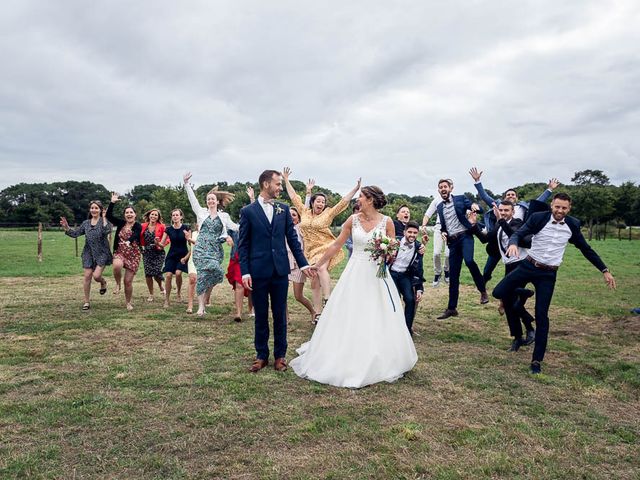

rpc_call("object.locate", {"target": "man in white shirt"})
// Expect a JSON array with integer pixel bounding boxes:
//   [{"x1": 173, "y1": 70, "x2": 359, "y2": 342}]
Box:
[
  {"x1": 389, "y1": 221, "x2": 425, "y2": 335},
  {"x1": 492, "y1": 193, "x2": 616, "y2": 374}
]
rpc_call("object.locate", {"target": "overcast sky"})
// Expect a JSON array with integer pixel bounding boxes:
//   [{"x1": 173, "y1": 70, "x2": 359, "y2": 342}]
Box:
[{"x1": 1, "y1": 0, "x2": 639, "y2": 197}]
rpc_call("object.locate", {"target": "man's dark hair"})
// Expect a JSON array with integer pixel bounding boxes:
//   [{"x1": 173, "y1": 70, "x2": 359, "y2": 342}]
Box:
[
  {"x1": 500, "y1": 200, "x2": 514, "y2": 208},
  {"x1": 553, "y1": 192, "x2": 572, "y2": 203},
  {"x1": 438, "y1": 178, "x2": 453, "y2": 187},
  {"x1": 405, "y1": 220, "x2": 420, "y2": 231},
  {"x1": 503, "y1": 188, "x2": 518, "y2": 198},
  {"x1": 396, "y1": 204, "x2": 409, "y2": 214},
  {"x1": 258, "y1": 170, "x2": 281, "y2": 190}
]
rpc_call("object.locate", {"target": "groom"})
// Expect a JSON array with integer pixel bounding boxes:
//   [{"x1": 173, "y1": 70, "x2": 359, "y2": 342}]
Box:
[{"x1": 239, "y1": 170, "x2": 313, "y2": 372}]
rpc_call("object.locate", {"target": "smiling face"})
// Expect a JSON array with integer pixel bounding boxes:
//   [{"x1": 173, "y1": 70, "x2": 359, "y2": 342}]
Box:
[
  {"x1": 124, "y1": 207, "x2": 136, "y2": 222},
  {"x1": 148, "y1": 210, "x2": 159, "y2": 223},
  {"x1": 498, "y1": 203, "x2": 514, "y2": 221},
  {"x1": 356, "y1": 191, "x2": 372, "y2": 210},
  {"x1": 89, "y1": 203, "x2": 101, "y2": 218},
  {"x1": 290, "y1": 209, "x2": 300, "y2": 225},
  {"x1": 404, "y1": 226, "x2": 419, "y2": 243},
  {"x1": 396, "y1": 206, "x2": 410, "y2": 223},
  {"x1": 438, "y1": 181, "x2": 453, "y2": 201},
  {"x1": 551, "y1": 198, "x2": 571, "y2": 222},
  {"x1": 262, "y1": 173, "x2": 283, "y2": 200},
  {"x1": 206, "y1": 193, "x2": 219, "y2": 209},
  {"x1": 504, "y1": 189, "x2": 518, "y2": 203}
]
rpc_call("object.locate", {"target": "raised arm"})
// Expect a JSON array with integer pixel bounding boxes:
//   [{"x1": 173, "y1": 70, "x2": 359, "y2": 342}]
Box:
[
  {"x1": 61, "y1": 218, "x2": 86, "y2": 238},
  {"x1": 282, "y1": 166, "x2": 306, "y2": 212},
  {"x1": 106, "y1": 194, "x2": 125, "y2": 228},
  {"x1": 469, "y1": 167, "x2": 498, "y2": 206},
  {"x1": 314, "y1": 216, "x2": 354, "y2": 269},
  {"x1": 535, "y1": 178, "x2": 560, "y2": 202},
  {"x1": 183, "y1": 172, "x2": 203, "y2": 216},
  {"x1": 326, "y1": 178, "x2": 361, "y2": 219}
]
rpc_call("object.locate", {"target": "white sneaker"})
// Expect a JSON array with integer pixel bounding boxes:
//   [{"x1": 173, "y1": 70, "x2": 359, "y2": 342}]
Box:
[
  {"x1": 444, "y1": 275, "x2": 450, "y2": 284},
  {"x1": 432, "y1": 276, "x2": 441, "y2": 287}
]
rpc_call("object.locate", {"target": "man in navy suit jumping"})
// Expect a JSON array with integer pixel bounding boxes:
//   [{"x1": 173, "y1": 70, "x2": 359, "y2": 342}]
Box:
[{"x1": 239, "y1": 170, "x2": 313, "y2": 373}]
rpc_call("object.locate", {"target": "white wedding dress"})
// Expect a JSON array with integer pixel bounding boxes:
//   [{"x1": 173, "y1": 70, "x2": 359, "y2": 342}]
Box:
[{"x1": 290, "y1": 214, "x2": 418, "y2": 388}]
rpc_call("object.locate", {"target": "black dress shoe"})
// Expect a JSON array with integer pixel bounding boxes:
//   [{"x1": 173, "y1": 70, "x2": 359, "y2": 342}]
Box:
[
  {"x1": 530, "y1": 361, "x2": 542, "y2": 374},
  {"x1": 480, "y1": 291, "x2": 489, "y2": 304},
  {"x1": 524, "y1": 329, "x2": 535, "y2": 345},
  {"x1": 437, "y1": 309, "x2": 458, "y2": 319},
  {"x1": 508, "y1": 338, "x2": 524, "y2": 352}
]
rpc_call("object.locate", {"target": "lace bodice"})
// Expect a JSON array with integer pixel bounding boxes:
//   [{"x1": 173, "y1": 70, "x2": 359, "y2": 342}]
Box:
[{"x1": 351, "y1": 214, "x2": 388, "y2": 260}]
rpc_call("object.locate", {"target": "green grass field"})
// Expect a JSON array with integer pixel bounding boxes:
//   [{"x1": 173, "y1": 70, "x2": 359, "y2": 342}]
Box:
[{"x1": 0, "y1": 230, "x2": 638, "y2": 479}]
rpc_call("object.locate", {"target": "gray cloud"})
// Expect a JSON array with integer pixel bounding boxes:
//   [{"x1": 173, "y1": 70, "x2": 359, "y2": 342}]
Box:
[{"x1": 1, "y1": 0, "x2": 639, "y2": 197}]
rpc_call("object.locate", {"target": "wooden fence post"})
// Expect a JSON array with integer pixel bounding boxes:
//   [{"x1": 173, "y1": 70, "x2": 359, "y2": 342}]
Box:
[{"x1": 37, "y1": 222, "x2": 43, "y2": 262}]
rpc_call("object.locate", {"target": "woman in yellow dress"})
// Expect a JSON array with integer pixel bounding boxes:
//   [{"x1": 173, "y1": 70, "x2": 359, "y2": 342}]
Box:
[{"x1": 283, "y1": 167, "x2": 361, "y2": 322}]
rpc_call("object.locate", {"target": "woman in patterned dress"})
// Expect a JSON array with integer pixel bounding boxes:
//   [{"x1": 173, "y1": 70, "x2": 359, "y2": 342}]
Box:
[
  {"x1": 60, "y1": 200, "x2": 113, "y2": 310},
  {"x1": 286, "y1": 207, "x2": 316, "y2": 323},
  {"x1": 140, "y1": 208, "x2": 167, "y2": 303},
  {"x1": 282, "y1": 167, "x2": 361, "y2": 321},
  {"x1": 158, "y1": 208, "x2": 190, "y2": 308},
  {"x1": 183, "y1": 172, "x2": 237, "y2": 316},
  {"x1": 107, "y1": 193, "x2": 142, "y2": 311}
]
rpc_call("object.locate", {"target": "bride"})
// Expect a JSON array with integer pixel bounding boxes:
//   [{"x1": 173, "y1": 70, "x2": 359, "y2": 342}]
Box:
[{"x1": 290, "y1": 185, "x2": 418, "y2": 388}]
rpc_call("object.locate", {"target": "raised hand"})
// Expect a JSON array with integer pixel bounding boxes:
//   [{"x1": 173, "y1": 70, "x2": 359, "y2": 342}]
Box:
[
  {"x1": 282, "y1": 167, "x2": 292, "y2": 182},
  {"x1": 355, "y1": 177, "x2": 362, "y2": 190},
  {"x1": 306, "y1": 178, "x2": 315, "y2": 194},
  {"x1": 548, "y1": 178, "x2": 560, "y2": 190},
  {"x1": 110, "y1": 192, "x2": 120, "y2": 203},
  {"x1": 469, "y1": 167, "x2": 483, "y2": 182},
  {"x1": 246, "y1": 185, "x2": 255, "y2": 203},
  {"x1": 492, "y1": 202, "x2": 501, "y2": 220},
  {"x1": 183, "y1": 172, "x2": 192, "y2": 185},
  {"x1": 59, "y1": 217, "x2": 69, "y2": 230}
]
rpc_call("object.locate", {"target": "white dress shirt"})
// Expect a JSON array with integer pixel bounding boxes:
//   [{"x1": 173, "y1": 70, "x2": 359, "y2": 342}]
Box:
[
  {"x1": 425, "y1": 197, "x2": 443, "y2": 230},
  {"x1": 528, "y1": 218, "x2": 572, "y2": 266},
  {"x1": 258, "y1": 195, "x2": 274, "y2": 223},
  {"x1": 390, "y1": 238, "x2": 415, "y2": 273},
  {"x1": 497, "y1": 223, "x2": 528, "y2": 265}
]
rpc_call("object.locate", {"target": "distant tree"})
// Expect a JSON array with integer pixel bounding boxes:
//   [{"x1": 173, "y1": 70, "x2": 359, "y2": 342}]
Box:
[{"x1": 571, "y1": 169, "x2": 610, "y2": 186}]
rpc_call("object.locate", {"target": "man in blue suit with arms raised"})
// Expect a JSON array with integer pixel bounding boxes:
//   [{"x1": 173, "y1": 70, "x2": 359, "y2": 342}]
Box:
[{"x1": 239, "y1": 170, "x2": 313, "y2": 372}]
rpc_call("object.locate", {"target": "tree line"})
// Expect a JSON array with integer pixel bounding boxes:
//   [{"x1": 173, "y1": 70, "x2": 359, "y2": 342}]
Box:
[{"x1": 1, "y1": 170, "x2": 639, "y2": 239}]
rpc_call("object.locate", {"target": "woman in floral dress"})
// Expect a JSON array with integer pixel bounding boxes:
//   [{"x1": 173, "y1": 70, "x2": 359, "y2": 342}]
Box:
[
  {"x1": 107, "y1": 193, "x2": 142, "y2": 311},
  {"x1": 184, "y1": 172, "x2": 237, "y2": 316},
  {"x1": 282, "y1": 167, "x2": 360, "y2": 322},
  {"x1": 140, "y1": 208, "x2": 166, "y2": 302},
  {"x1": 60, "y1": 200, "x2": 113, "y2": 310}
]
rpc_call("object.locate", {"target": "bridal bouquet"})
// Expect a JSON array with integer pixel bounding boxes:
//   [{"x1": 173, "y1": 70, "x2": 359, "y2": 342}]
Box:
[{"x1": 365, "y1": 232, "x2": 400, "y2": 278}]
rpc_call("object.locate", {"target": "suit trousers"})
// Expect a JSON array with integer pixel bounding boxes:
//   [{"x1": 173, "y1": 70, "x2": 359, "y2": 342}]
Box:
[
  {"x1": 503, "y1": 261, "x2": 535, "y2": 335},
  {"x1": 492, "y1": 260, "x2": 556, "y2": 362},
  {"x1": 483, "y1": 253, "x2": 501, "y2": 283},
  {"x1": 446, "y1": 233, "x2": 486, "y2": 310},
  {"x1": 390, "y1": 270, "x2": 416, "y2": 332},
  {"x1": 252, "y1": 274, "x2": 289, "y2": 360}
]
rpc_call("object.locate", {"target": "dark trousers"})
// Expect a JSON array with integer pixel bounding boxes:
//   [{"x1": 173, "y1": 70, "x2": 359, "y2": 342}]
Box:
[
  {"x1": 447, "y1": 233, "x2": 486, "y2": 310},
  {"x1": 492, "y1": 260, "x2": 557, "y2": 362},
  {"x1": 504, "y1": 261, "x2": 535, "y2": 335},
  {"x1": 390, "y1": 270, "x2": 416, "y2": 332},
  {"x1": 483, "y1": 253, "x2": 501, "y2": 283},
  {"x1": 251, "y1": 274, "x2": 289, "y2": 360}
]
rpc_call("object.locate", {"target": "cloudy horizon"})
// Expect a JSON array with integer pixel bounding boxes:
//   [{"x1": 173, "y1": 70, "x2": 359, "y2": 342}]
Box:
[{"x1": 1, "y1": 0, "x2": 639, "y2": 197}]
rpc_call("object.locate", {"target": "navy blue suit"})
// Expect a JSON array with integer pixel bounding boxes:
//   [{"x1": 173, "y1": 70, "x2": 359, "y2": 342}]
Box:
[
  {"x1": 493, "y1": 212, "x2": 608, "y2": 363},
  {"x1": 238, "y1": 200, "x2": 308, "y2": 361},
  {"x1": 390, "y1": 239, "x2": 425, "y2": 332},
  {"x1": 437, "y1": 196, "x2": 486, "y2": 310},
  {"x1": 474, "y1": 182, "x2": 553, "y2": 283}
]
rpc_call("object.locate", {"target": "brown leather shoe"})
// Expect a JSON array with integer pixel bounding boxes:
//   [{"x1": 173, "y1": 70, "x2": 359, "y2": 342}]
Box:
[
  {"x1": 437, "y1": 309, "x2": 459, "y2": 320},
  {"x1": 249, "y1": 358, "x2": 268, "y2": 372},
  {"x1": 480, "y1": 291, "x2": 489, "y2": 304},
  {"x1": 274, "y1": 357, "x2": 288, "y2": 372}
]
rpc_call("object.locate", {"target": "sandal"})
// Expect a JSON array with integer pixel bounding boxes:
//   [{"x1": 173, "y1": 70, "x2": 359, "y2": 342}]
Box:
[
  {"x1": 126, "y1": 303, "x2": 134, "y2": 311},
  {"x1": 312, "y1": 313, "x2": 321, "y2": 325},
  {"x1": 99, "y1": 280, "x2": 107, "y2": 295},
  {"x1": 186, "y1": 307, "x2": 193, "y2": 314},
  {"x1": 82, "y1": 303, "x2": 90, "y2": 311}
]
